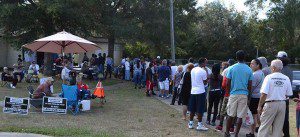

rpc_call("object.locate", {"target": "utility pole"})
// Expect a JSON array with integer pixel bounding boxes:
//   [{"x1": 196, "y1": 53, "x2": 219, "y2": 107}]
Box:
[{"x1": 170, "y1": 0, "x2": 175, "y2": 61}]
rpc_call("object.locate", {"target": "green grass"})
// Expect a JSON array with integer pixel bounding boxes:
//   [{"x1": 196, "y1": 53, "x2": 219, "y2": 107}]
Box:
[
  {"x1": 0, "y1": 79, "x2": 220, "y2": 137},
  {"x1": 0, "y1": 126, "x2": 114, "y2": 137}
]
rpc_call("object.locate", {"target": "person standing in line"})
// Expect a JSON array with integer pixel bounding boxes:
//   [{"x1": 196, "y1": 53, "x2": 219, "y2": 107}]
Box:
[
  {"x1": 133, "y1": 60, "x2": 142, "y2": 89},
  {"x1": 170, "y1": 61, "x2": 178, "y2": 98},
  {"x1": 158, "y1": 59, "x2": 171, "y2": 98},
  {"x1": 215, "y1": 60, "x2": 235, "y2": 132},
  {"x1": 180, "y1": 64, "x2": 193, "y2": 120},
  {"x1": 277, "y1": 51, "x2": 293, "y2": 137},
  {"x1": 188, "y1": 58, "x2": 208, "y2": 131},
  {"x1": 246, "y1": 59, "x2": 265, "y2": 137},
  {"x1": 171, "y1": 65, "x2": 183, "y2": 105},
  {"x1": 125, "y1": 58, "x2": 131, "y2": 81},
  {"x1": 105, "y1": 55, "x2": 113, "y2": 79},
  {"x1": 293, "y1": 91, "x2": 300, "y2": 137},
  {"x1": 145, "y1": 63, "x2": 154, "y2": 96},
  {"x1": 183, "y1": 58, "x2": 194, "y2": 72},
  {"x1": 206, "y1": 63, "x2": 222, "y2": 126},
  {"x1": 258, "y1": 57, "x2": 271, "y2": 76},
  {"x1": 224, "y1": 50, "x2": 253, "y2": 137},
  {"x1": 257, "y1": 59, "x2": 293, "y2": 137}
]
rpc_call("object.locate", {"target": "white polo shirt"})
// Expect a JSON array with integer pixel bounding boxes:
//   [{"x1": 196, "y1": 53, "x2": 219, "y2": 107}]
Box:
[
  {"x1": 191, "y1": 67, "x2": 207, "y2": 94},
  {"x1": 260, "y1": 72, "x2": 293, "y2": 101}
]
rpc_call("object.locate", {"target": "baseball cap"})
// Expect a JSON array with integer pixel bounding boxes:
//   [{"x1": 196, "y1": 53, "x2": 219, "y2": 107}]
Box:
[
  {"x1": 276, "y1": 51, "x2": 288, "y2": 58},
  {"x1": 157, "y1": 56, "x2": 160, "y2": 59},
  {"x1": 47, "y1": 77, "x2": 54, "y2": 82}
]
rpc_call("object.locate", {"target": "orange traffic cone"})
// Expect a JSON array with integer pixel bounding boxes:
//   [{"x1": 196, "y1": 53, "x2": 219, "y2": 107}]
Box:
[{"x1": 93, "y1": 81, "x2": 105, "y2": 98}]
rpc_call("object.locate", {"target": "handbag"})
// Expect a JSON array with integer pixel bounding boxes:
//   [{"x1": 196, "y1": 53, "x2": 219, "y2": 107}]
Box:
[{"x1": 177, "y1": 72, "x2": 186, "y2": 95}]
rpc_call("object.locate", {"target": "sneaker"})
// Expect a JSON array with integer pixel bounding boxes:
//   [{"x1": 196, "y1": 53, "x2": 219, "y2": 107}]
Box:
[
  {"x1": 229, "y1": 127, "x2": 235, "y2": 134},
  {"x1": 166, "y1": 94, "x2": 171, "y2": 98},
  {"x1": 255, "y1": 127, "x2": 259, "y2": 133},
  {"x1": 215, "y1": 125, "x2": 223, "y2": 131},
  {"x1": 188, "y1": 121, "x2": 194, "y2": 129},
  {"x1": 246, "y1": 133, "x2": 255, "y2": 137},
  {"x1": 224, "y1": 132, "x2": 230, "y2": 137},
  {"x1": 211, "y1": 122, "x2": 216, "y2": 126},
  {"x1": 196, "y1": 123, "x2": 208, "y2": 131},
  {"x1": 11, "y1": 86, "x2": 16, "y2": 89}
]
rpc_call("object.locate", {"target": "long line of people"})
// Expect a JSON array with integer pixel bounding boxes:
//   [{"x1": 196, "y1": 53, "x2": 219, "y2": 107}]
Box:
[{"x1": 127, "y1": 50, "x2": 297, "y2": 137}]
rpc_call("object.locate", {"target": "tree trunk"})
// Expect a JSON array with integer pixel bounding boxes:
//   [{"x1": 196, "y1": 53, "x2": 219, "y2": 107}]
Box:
[
  {"x1": 43, "y1": 53, "x2": 53, "y2": 76},
  {"x1": 108, "y1": 34, "x2": 115, "y2": 59}
]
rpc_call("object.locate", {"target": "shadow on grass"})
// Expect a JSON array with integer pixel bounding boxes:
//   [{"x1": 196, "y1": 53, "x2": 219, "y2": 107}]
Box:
[{"x1": 0, "y1": 126, "x2": 123, "y2": 137}]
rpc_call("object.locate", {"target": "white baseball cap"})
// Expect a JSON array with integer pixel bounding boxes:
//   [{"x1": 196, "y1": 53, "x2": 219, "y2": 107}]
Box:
[
  {"x1": 276, "y1": 51, "x2": 288, "y2": 58},
  {"x1": 157, "y1": 56, "x2": 160, "y2": 59}
]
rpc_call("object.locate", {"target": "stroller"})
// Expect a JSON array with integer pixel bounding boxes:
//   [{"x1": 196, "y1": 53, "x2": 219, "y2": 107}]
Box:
[{"x1": 60, "y1": 84, "x2": 82, "y2": 115}]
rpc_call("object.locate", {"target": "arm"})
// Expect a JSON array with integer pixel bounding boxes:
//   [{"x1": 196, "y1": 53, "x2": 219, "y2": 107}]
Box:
[
  {"x1": 247, "y1": 80, "x2": 252, "y2": 99},
  {"x1": 226, "y1": 78, "x2": 231, "y2": 92},
  {"x1": 257, "y1": 93, "x2": 267, "y2": 115}
]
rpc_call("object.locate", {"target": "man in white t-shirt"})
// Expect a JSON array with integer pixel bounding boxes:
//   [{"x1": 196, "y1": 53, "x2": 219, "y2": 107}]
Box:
[
  {"x1": 125, "y1": 58, "x2": 130, "y2": 81},
  {"x1": 188, "y1": 58, "x2": 208, "y2": 131},
  {"x1": 257, "y1": 59, "x2": 293, "y2": 137}
]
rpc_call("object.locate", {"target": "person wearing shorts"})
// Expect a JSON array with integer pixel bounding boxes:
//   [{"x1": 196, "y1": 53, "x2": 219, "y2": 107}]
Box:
[
  {"x1": 247, "y1": 59, "x2": 265, "y2": 137},
  {"x1": 158, "y1": 59, "x2": 171, "y2": 98},
  {"x1": 225, "y1": 50, "x2": 253, "y2": 137},
  {"x1": 188, "y1": 58, "x2": 208, "y2": 131}
]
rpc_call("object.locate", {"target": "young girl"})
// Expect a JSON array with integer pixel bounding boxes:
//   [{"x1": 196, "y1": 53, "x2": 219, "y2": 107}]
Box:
[{"x1": 294, "y1": 91, "x2": 300, "y2": 137}]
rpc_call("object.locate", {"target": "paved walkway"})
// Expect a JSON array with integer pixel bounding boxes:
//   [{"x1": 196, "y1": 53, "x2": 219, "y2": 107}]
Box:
[
  {"x1": 154, "y1": 93, "x2": 253, "y2": 137},
  {"x1": 0, "y1": 132, "x2": 51, "y2": 137}
]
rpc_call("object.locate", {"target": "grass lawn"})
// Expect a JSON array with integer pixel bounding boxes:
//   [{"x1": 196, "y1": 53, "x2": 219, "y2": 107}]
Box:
[{"x1": 0, "y1": 78, "x2": 220, "y2": 137}]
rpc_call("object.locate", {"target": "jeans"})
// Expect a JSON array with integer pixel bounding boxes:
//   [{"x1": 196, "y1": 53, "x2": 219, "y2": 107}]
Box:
[
  {"x1": 125, "y1": 70, "x2": 130, "y2": 80},
  {"x1": 141, "y1": 74, "x2": 146, "y2": 87},
  {"x1": 13, "y1": 72, "x2": 24, "y2": 82},
  {"x1": 133, "y1": 71, "x2": 142, "y2": 87},
  {"x1": 99, "y1": 64, "x2": 104, "y2": 74},
  {"x1": 207, "y1": 90, "x2": 222, "y2": 123}
]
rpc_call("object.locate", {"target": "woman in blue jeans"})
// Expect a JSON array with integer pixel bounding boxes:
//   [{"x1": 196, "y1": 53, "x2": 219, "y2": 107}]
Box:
[{"x1": 133, "y1": 60, "x2": 142, "y2": 89}]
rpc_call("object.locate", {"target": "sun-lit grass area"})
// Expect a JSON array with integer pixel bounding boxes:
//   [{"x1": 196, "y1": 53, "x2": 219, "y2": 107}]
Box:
[{"x1": 0, "y1": 79, "x2": 220, "y2": 137}]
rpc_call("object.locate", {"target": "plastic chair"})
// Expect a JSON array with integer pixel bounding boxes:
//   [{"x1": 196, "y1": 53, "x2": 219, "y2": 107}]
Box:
[{"x1": 61, "y1": 84, "x2": 81, "y2": 115}]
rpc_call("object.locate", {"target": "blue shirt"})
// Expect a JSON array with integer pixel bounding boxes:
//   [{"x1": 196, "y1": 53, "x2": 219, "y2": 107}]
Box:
[
  {"x1": 158, "y1": 66, "x2": 171, "y2": 82},
  {"x1": 226, "y1": 63, "x2": 253, "y2": 95}
]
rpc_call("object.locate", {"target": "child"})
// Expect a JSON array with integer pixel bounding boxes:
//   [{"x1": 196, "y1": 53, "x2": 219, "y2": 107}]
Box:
[
  {"x1": 145, "y1": 63, "x2": 154, "y2": 96},
  {"x1": 293, "y1": 91, "x2": 300, "y2": 137}
]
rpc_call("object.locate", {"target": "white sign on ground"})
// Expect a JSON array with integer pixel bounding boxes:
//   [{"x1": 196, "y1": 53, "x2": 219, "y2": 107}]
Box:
[
  {"x1": 3, "y1": 96, "x2": 29, "y2": 115},
  {"x1": 42, "y1": 97, "x2": 67, "y2": 114}
]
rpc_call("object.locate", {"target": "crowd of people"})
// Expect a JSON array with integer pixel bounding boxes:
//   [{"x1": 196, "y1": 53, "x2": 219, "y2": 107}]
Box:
[
  {"x1": 1, "y1": 50, "x2": 300, "y2": 137},
  {"x1": 123, "y1": 50, "x2": 298, "y2": 137}
]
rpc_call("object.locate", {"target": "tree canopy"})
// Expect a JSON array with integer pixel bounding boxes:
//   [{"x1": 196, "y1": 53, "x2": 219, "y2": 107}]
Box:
[{"x1": 0, "y1": 0, "x2": 299, "y2": 63}]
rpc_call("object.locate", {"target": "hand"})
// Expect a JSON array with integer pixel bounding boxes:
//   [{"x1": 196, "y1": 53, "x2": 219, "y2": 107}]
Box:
[{"x1": 257, "y1": 106, "x2": 262, "y2": 115}]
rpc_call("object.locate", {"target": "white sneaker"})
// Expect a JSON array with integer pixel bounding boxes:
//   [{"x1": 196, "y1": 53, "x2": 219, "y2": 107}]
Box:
[
  {"x1": 12, "y1": 86, "x2": 16, "y2": 89},
  {"x1": 188, "y1": 121, "x2": 194, "y2": 129},
  {"x1": 196, "y1": 123, "x2": 208, "y2": 131}
]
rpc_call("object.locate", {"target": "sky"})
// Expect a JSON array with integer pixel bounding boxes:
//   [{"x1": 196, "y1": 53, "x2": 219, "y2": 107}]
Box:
[{"x1": 197, "y1": 0, "x2": 270, "y2": 19}]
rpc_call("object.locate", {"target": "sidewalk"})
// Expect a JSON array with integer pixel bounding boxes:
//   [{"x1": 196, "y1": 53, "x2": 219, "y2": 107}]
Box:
[
  {"x1": 0, "y1": 132, "x2": 51, "y2": 137},
  {"x1": 154, "y1": 94, "x2": 253, "y2": 137}
]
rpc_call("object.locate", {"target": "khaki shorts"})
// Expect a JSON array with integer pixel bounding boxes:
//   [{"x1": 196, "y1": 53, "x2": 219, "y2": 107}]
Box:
[
  {"x1": 220, "y1": 97, "x2": 229, "y2": 116},
  {"x1": 227, "y1": 94, "x2": 248, "y2": 118}
]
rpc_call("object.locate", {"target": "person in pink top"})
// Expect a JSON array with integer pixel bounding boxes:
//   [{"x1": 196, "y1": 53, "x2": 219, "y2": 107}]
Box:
[{"x1": 293, "y1": 91, "x2": 300, "y2": 137}]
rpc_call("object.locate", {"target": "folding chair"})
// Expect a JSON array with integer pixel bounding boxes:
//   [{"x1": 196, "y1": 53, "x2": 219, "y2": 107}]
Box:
[
  {"x1": 1, "y1": 73, "x2": 10, "y2": 88},
  {"x1": 61, "y1": 84, "x2": 81, "y2": 115},
  {"x1": 27, "y1": 86, "x2": 43, "y2": 108}
]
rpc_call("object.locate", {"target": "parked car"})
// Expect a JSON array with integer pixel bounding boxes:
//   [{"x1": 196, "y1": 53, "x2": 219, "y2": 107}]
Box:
[{"x1": 292, "y1": 71, "x2": 300, "y2": 98}]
